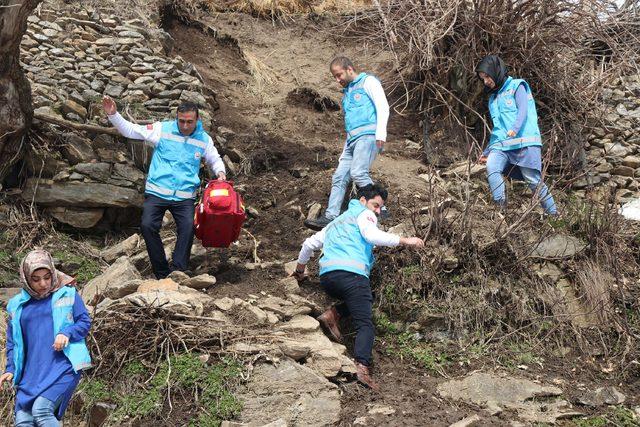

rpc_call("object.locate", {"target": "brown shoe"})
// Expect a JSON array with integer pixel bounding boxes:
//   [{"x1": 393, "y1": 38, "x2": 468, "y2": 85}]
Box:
[
  {"x1": 317, "y1": 306, "x2": 342, "y2": 343},
  {"x1": 356, "y1": 362, "x2": 380, "y2": 392}
]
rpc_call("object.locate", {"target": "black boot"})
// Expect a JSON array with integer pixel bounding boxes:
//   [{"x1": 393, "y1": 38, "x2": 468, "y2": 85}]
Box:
[{"x1": 303, "y1": 215, "x2": 332, "y2": 231}]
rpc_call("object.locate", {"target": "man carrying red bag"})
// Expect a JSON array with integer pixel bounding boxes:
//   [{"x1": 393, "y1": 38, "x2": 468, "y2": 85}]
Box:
[{"x1": 103, "y1": 96, "x2": 226, "y2": 279}]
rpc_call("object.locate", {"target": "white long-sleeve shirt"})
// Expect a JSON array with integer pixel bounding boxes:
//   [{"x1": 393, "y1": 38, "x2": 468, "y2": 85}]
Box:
[
  {"x1": 362, "y1": 76, "x2": 390, "y2": 142},
  {"x1": 297, "y1": 208, "x2": 400, "y2": 265},
  {"x1": 107, "y1": 112, "x2": 226, "y2": 176}
]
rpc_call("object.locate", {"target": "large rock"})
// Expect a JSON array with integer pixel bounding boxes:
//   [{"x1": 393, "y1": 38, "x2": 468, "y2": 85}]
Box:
[
  {"x1": 578, "y1": 386, "x2": 626, "y2": 407},
  {"x1": 61, "y1": 133, "x2": 96, "y2": 165},
  {"x1": 237, "y1": 359, "x2": 341, "y2": 427},
  {"x1": 277, "y1": 331, "x2": 348, "y2": 378},
  {"x1": 100, "y1": 234, "x2": 140, "y2": 263},
  {"x1": 258, "y1": 296, "x2": 311, "y2": 319},
  {"x1": 182, "y1": 274, "x2": 217, "y2": 289},
  {"x1": 112, "y1": 163, "x2": 145, "y2": 185},
  {"x1": 22, "y1": 179, "x2": 144, "y2": 208},
  {"x1": 137, "y1": 278, "x2": 179, "y2": 293},
  {"x1": 278, "y1": 315, "x2": 319, "y2": 333},
  {"x1": 604, "y1": 142, "x2": 630, "y2": 157},
  {"x1": 123, "y1": 284, "x2": 211, "y2": 316},
  {"x1": 74, "y1": 162, "x2": 112, "y2": 182},
  {"x1": 81, "y1": 257, "x2": 142, "y2": 304},
  {"x1": 437, "y1": 372, "x2": 581, "y2": 423},
  {"x1": 531, "y1": 234, "x2": 587, "y2": 259},
  {"x1": 61, "y1": 99, "x2": 87, "y2": 119},
  {"x1": 47, "y1": 206, "x2": 104, "y2": 228}
]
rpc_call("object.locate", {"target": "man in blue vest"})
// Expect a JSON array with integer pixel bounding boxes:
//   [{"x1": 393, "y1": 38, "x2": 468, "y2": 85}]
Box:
[
  {"x1": 103, "y1": 96, "x2": 226, "y2": 279},
  {"x1": 294, "y1": 184, "x2": 424, "y2": 391},
  {"x1": 476, "y1": 55, "x2": 557, "y2": 215},
  {"x1": 304, "y1": 56, "x2": 390, "y2": 231}
]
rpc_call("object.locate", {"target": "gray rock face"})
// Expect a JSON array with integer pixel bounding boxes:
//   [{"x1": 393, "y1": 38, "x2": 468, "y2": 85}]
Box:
[
  {"x1": 100, "y1": 234, "x2": 140, "y2": 263},
  {"x1": 47, "y1": 206, "x2": 104, "y2": 228},
  {"x1": 437, "y1": 372, "x2": 581, "y2": 423},
  {"x1": 578, "y1": 386, "x2": 626, "y2": 407},
  {"x1": 81, "y1": 257, "x2": 141, "y2": 304},
  {"x1": 74, "y1": 162, "x2": 112, "y2": 182},
  {"x1": 22, "y1": 179, "x2": 144, "y2": 208},
  {"x1": 181, "y1": 274, "x2": 217, "y2": 289},
  {"x1": 531, "y1": 234, "x2": 587, "y2": 259},
  {"x1": 238, "y1": 359, "x2": 341, "y2": 427},
  {"x1": 120, "y1": 281, "x2": 213, "y2": 316},
  {"x1": 61, "y1": 133, "x2": 95, "y2": 165}
]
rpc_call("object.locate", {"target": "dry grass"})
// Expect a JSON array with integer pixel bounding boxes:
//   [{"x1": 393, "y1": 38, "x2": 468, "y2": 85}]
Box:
[
  {"x1": 576, "y1": 260, "x2": 614, "y2": 325},
  {"x1": 243, "y1": 51, "x2": 278, "y2": 98},
  {"x1": 203, "y1": 0, "x2": 372, "y2": 16}
]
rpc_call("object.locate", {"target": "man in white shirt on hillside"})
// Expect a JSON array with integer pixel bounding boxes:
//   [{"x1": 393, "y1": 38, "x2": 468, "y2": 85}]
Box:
[
  {"x1": 103, "y1": 96, "x2": 226, "y2": 279},
  {"x1": 304, "y1": 56, "x2": 390, "y2": 231},
  {"x1": 294, "y1": 184, "x2": 424, "y2": 391}
]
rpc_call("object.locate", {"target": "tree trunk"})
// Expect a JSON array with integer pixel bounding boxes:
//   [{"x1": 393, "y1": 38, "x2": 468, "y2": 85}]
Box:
[{"x1": 0, "y1": 0, "x2": 42, "y2": 183}]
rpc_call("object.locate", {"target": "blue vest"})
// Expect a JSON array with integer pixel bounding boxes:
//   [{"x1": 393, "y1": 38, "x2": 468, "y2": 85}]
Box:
[
  {"x1": 488, "y1": 77, "x2": 542, "y2": 151},
  {"x1": 343, "y1": 73, "x2": 378, "y2": 144},
  {"x1": 7, "y1": 286, "x2": 92, "y2": 386},
  {"x1": 319, "y1": 200, "x2": 374, "y2": 278},
  {"x1": 145, "y1": 120, "x2": 209, "y2": 201}
]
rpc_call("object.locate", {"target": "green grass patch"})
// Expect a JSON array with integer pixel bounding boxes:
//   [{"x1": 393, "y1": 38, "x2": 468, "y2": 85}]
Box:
[
  {"x1": 79, "y1": 354, "x2": 243, "y2": 426},
  {"x1": 498, "y1": 341, "x2": 544, "y2": 369},
  {"x1": 575, "y1": 406, "x2": 637, "y2": 427},
  {"x1": 384, "y1": 331, "x2": 450, "y2": 374},
  {"x1": 400, "y1": 264, "x2": 421, "y2": 278},
  {"x1": 374, "y1": 310, "x2": 401, "y2": 335}
]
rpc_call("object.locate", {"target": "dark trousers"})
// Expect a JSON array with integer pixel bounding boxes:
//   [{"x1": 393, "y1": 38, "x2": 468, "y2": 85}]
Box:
[
  {"x1": 140, "y1": 194, "x2": 195, "y2": 279},
  {"x1": 320, "y1": 270, "x2": 374, "y2": 366}
]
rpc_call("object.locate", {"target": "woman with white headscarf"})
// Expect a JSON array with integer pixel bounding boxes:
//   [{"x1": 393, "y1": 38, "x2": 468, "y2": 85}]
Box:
[{"x1": 1, "y1": 249, "x2": 92, "y2": 427}]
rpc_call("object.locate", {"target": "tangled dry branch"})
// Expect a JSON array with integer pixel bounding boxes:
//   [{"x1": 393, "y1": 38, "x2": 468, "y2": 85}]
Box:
[{"x1": 344, "y1": 0, "x2": 639, "y2": 171}]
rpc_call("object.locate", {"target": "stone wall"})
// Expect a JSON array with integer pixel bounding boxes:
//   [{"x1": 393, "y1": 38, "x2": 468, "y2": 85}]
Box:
[
  {"x1": 581, "y1": 74, "x2": 640, "y2": 202},
  {"x1": 17, "y1": 5, "x2": 220, "y2": 229}
]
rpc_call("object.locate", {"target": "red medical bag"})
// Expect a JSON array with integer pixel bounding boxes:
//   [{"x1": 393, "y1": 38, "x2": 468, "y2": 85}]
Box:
[{"x1": 194, "y1": 180, "x2": 246, "y2": 248}]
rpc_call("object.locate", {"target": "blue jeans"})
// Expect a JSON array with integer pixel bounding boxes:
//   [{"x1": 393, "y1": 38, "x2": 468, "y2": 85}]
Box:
[
  {"x1": 320, "y1": 270, "x2": 375, "y2": 366},
  {"x1": 15, "y1": 396, "x2": 61, "y2": 427},
  {"x1": 486, "y1": 150, "x2": 557, "y2": 214},
  {"x1": 140, "y1": 194, "x2": 196, "y2": 279},
  {"x1": 325, "y1": 135, "x2": 379, "y2": 219}
]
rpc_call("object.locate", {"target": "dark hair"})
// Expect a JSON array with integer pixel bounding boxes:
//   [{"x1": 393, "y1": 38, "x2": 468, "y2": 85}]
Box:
[
  {"x1": 330, "y1": 56, "x2": 355, "y2": 71},
  {"x1": 357, "y1": 183, "x2": 388, "y2": 202},
  {"x1": 177, "y1": 102, "x2": 199, "y2": 118}
]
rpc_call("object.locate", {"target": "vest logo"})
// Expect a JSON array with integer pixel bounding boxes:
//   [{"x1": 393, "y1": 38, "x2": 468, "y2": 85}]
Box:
[
  {"x1": 195, "y1": 152, "x2": 201, "y2": 159},
  {"x1": 505, "y1": 99, "x2": 513, "y2": 106},
  {"x1": 354, "y1": 93, "x2": 362, "y2": 101}
]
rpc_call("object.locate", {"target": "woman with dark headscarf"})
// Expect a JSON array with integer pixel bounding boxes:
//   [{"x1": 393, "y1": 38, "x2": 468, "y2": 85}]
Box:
[
  {"x1": 476, "y1": 55, "x2": 557, "y2": 215},
  {"x1": 1, "y1": 249, "x2": 92, "y2": 427}
]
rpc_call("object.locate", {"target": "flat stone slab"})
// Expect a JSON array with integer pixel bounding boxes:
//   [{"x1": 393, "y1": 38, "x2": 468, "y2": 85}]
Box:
[
  {"x1": 238, "y1": 359, "x2": 340, "y2": 427},
  {"x1": 531, "y1": 234, "x2": 587, "y2": 259},
  {"x1": 437, "y1": 372, "x2": 581, "y2": 423},
  {"x1": 578, "y1": 386, "x2": 626, "y2": 407}
]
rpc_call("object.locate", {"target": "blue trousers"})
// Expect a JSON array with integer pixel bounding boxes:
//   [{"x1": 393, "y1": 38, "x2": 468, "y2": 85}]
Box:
[
  {"x1": 15, "y1": 396, "x2": 61, "y2": 427},
  {"x1": 320, "y1": 270, "x2": 375, "y2": 366},
  {"x1": 140, "y1": 194, "x2": 195, "y2": 279},
  {"x1": 325, "y1": 135, "x2": 379, "y2": 219},
  {"x1": 486, "y1": 150, "x2": 557, "y2": 214}
]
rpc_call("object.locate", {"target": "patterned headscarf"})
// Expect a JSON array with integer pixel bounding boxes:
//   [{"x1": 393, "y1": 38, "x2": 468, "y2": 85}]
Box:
[{"x1": 19, "y1": 249, "x2": 75, "y2": 299}]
